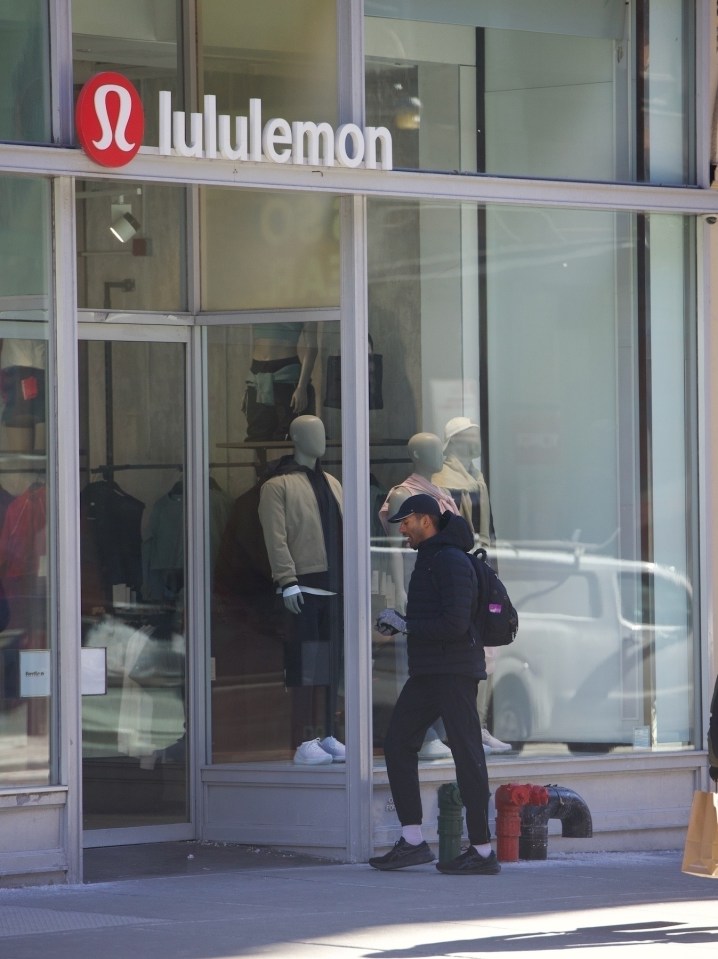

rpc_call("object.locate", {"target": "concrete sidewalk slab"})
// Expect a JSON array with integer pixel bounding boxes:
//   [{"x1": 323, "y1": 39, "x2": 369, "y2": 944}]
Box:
[{"x1": 0, "y1": 851, "x2": 717, "y2": 958}]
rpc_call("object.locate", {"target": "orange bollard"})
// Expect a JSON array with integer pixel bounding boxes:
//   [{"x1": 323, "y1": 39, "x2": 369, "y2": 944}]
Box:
[{"x1": 495, "y1": 783, "x2": 531, "y2": 862}]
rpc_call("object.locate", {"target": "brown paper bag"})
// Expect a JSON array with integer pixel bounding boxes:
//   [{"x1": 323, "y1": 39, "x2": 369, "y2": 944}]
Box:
[{"x1": 681, "y1": 789, "x2": 718, "y2": 878}]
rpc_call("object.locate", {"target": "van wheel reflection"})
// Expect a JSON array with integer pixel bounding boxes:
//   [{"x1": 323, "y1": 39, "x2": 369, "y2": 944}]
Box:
[{"x1": 490, "y1": 678, "x2": 531, "y2": 748}]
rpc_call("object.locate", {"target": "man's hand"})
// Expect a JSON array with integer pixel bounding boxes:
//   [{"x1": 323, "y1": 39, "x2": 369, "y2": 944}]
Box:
[{"x1": 376, "y1": 608, "x2": 406, "y2": 636}]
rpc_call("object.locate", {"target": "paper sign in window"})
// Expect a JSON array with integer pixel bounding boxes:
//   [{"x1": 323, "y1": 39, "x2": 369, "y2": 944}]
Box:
[
  {"x1": 81, "y1": 647, "x2": 107, "y2": 696},
  {"x1": 19, "y1": 650, "x2": 51, "y2": 697}
]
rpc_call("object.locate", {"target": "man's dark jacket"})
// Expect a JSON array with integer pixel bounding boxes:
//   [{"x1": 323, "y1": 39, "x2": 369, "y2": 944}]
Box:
[
  {"x1": 404, "y1": 513, "x2": 486, "y2": 679},
  {"x1": 709, "y1": 674, "x2": 718, "y2": 777}
]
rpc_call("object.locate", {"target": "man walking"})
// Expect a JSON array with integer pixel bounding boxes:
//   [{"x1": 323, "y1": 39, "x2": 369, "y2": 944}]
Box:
[{"x1": 370, "y1": 493, "x2": 499, "y2": 875}]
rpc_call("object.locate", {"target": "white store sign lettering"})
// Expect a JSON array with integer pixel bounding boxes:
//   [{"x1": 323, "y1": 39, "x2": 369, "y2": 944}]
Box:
[{"x1": 158, "y1": 92, "x2": 393, "y2": 171}]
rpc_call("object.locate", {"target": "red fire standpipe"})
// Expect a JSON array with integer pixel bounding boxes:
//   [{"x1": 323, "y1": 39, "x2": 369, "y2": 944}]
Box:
[{"x1": 495, "y1": 783, "x2": 542, "y2": 862}]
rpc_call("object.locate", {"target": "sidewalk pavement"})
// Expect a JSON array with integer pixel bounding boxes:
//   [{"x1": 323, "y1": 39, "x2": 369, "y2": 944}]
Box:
[{"x1": 1, "y1": 846, "x2": 717, "y2": 958}]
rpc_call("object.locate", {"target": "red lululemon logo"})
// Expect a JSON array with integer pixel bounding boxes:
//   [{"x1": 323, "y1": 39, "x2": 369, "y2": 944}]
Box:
[{"x1": 76, "y1": 73, "x2": 144, "y2": 167}]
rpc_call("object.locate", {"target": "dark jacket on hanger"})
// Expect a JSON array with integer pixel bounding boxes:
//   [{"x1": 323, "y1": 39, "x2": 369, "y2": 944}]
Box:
[{"x1": 80, "y1": 479, "x2": 144, "y2": 599}]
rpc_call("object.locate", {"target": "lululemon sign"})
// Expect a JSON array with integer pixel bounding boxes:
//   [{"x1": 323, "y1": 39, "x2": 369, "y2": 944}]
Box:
[
  {"x1": 76, "y1": 72, "x2": 144, "y2": 168},
  {"x1": 76, "y1": 73, "x2": 393, "y2": 171}
]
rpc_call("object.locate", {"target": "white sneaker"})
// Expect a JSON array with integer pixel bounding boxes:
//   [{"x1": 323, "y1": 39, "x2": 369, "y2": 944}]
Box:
[
  {"x1": 294, "y1": 739, "x2": 333, "y2": 765},
  {"x1": 418, "y1": 738, "x2": 453, "y2": 761},
  {"x1": 482, "y1": 729, "x2": 512, "y2": 752},
  {"x1": 319, "y1": 736, "x2": 346, "y2": 762}
]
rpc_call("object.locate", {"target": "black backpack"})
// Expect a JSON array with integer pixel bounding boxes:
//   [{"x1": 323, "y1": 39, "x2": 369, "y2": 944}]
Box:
[{"x1": 467, "y1": 548, "x2": 518, "y2": 647}]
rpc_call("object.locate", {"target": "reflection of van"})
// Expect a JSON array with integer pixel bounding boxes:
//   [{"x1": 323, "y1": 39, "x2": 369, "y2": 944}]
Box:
[
  {"x1": 488, "y1": 548, "x2": 694, "y2": 751},
  {"x1": 370, "y1": 540, "x2": 694, "y2": 752}
]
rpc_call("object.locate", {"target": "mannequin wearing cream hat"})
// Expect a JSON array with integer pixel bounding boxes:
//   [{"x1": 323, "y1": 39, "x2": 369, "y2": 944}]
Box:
[
  {"x1": 433, "y1": 416, "x2": 511, "y2": 754},
  {"x1": 432, "y1": 417, "x2": 495, "y2": 548}
]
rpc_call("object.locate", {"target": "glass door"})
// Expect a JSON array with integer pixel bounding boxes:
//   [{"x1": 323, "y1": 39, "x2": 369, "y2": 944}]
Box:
[{"x1": 78, "y1": 327, "x2": 190, "y2": 838}]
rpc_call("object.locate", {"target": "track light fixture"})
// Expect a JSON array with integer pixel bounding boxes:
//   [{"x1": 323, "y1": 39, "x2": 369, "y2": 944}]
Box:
[{"x1": 110, "y1": 211, "x2": 140, "y2": 242}]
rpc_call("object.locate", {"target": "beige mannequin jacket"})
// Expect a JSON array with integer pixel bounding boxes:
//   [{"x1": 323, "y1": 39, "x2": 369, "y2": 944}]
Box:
[{"x1": 258, "y1": 471, "x2": 343, "y2": 588}]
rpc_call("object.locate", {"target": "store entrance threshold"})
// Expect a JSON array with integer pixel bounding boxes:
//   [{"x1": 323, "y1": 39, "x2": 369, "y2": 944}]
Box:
[{"x1": 82, "y1": 841, "x2": 336, "y2": 884}]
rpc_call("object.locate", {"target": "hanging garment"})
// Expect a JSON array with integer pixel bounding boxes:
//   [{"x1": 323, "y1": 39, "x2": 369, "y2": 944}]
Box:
[
  {"x1": 0, "y1": 482, "x2": 46, "y2": 581},
  {"x1": 142, "y1": 489, "x2": 184, "y2": 602},
  {"x1": 80, "y1": 480, "x2": 145, "y2": 601}
]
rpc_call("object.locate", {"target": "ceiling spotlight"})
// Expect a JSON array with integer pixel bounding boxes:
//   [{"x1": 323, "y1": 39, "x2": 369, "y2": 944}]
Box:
[
  {"x1": 394, "y1": 95, "x2": 422, "y2": 131},
  {"x1": 110, "y1": 211, "x2": 140, "y2": 243}
]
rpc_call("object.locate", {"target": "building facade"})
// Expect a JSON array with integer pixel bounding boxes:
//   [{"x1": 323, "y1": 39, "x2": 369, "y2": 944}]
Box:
[{"x1": 0, "y1": 0, "x2": 717, "y2": 886}]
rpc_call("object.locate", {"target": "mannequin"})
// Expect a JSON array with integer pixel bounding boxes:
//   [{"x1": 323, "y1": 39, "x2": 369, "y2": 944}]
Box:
[
  {"x1": 378, "y1": 432, "x2": 460, "y2": 760},
  {"x1": 0, "y1": 339, "x2": 46, "y2": 495},
  {"x1": 379, "y1": 432, "x2": 459, "y2": 610},
  {"x1": 433, "y1": 416, "x2": 510, "y2": 753},
  {"x1": 258, "y1": 415, "x2": 345, "y2": 764},
  {"x1": 432, "y1": 417, "x2": 495, "y2": 548},
  {"x1": 245, "y1": 323, "x2": 318, "y2": 441}
]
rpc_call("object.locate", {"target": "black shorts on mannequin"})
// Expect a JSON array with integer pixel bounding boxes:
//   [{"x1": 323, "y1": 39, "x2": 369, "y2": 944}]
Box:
[
  {"x1": 244, "y1": 358, "x2": 316, "y2": 441},
  {"x1": 282, "y1": 592, "x2": 343, "y2": 743}
]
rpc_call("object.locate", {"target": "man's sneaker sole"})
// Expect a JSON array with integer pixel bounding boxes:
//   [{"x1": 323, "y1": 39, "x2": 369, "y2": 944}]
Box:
[{"x1": 436, "y1": 851, "x2": 501, "y2": 875}]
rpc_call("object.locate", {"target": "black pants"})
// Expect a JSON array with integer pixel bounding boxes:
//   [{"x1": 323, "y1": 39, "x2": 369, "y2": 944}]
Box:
[{"x1": 383, "y1": 673, "x2": 491, "y2": 845}]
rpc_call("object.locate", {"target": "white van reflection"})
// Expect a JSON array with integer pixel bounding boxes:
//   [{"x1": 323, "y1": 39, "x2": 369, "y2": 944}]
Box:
[{"x1": 371, "y1": 540, "x2": 694, "y2": 752}]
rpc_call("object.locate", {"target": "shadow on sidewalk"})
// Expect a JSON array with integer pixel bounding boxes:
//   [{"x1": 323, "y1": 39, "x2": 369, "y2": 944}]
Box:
[{"x1": 364, "y1": 920, "x2": 718, "y2": 956}]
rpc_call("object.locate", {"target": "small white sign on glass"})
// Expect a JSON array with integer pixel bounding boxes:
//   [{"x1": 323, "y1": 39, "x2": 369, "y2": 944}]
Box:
[
  {"x1": 81, "y1": 647, "x2": 107, "y2": 696},
  {"x1": 19, "y1": 650, "x2": 51, "y2": 698}
]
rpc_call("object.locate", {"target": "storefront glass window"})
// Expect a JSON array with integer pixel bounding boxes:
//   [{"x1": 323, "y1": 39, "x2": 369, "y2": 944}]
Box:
[
  {"x1": 79, "y1": 337, "x2": 188, "y2": 829},
  {"x1": 0, "y1": 176, "x2": 51, "y2": 786},
  {"x1": 208, "y1": 316, "x2": 343, "y2": 764},
  {"x1": 201, "y1": 189, "x2": 340, "y2": 311},
  {"x1": 0, "y1": 0, "x2": 50, "y2": 143},
  {"x1": 75, "y1": 181, "x2": 187, "y2": 312},
  {"x1": 368, "y1": 198, "x2": 697, "y2": 760},
  {"x1": 365, "y1": 0, "x2": 694, "y2": 184},
  {"x1": 199, "y1": 0, "x2": 337, "y2": 133},
  {"x1": 72, "y1": 0, "x2": 182, "y2": 147}
]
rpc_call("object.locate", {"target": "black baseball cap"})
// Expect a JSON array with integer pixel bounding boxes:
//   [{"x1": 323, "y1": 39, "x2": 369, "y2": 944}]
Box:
[{"x1": 387, "y1": 493, "x2": 442, "y2": 523}]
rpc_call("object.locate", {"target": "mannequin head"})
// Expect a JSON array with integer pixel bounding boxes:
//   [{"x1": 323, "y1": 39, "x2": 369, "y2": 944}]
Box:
[
  {"x1": 443, "y1": 417, "x2": 481, "y2": 468},
  {"x1": 290, "y1": 414, "x2": 326, "y2": 467},
  {"x1": 408, "y1": 432, "x2": 443, "y2": 478}
]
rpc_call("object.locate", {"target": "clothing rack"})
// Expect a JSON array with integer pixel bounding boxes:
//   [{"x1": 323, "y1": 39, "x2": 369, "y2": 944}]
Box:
[
  {"x1": 89, "y1": 463, "x2": 184, "y2": 475},
  {"x1": 215, "y1": 439, "x2": 411, "y2": 472},
  {"x1": 0, "y1": 466, "x2": 46, "y2": 475}
]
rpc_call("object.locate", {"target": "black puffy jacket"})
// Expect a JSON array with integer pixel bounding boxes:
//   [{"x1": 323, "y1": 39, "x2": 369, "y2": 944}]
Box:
[
  {"x1": 709, "y1": 674, "x2": 718, "y2": 777},
  {"x1": 404, "y1": 513, "x2": 486, "y2": 679}
]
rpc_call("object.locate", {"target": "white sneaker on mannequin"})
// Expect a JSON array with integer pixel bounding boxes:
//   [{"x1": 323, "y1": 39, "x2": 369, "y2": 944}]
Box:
[
  {"x1": 293, "y1": 739, "x2": 333, "y2": 765},
  {"x1": 319, "y1": 736, "x2": 346, "y2": 762},
  {"x1": 482, "y1": 729, "x2": 512, "y2": 752},
  {"x1": 418, "y1": 738, "x2": 453, "y2": 761}
]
